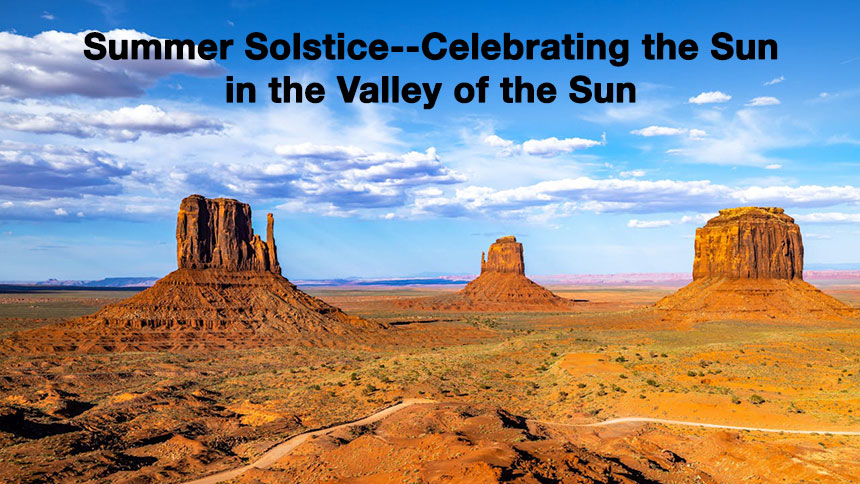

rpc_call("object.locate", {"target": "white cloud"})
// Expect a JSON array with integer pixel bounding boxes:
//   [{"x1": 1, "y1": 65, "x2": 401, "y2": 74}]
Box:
[
  {"x1": 631, "y1": 126, "x2": 707, "y2": 140},
  {"x1": 41, "y1": 12, "x2": 55, "y2": 20},
  {"x1": 631, "y1": 126, "x2": 685, "y2": 136},
  {"x1": 264, "y1": 144, "x2": 465, "y2": 213},
  {"x1": 794, "y1": 212, "x2": 860, "y2": 224},
  {"x1": 412, "y1": 174, "x2": 860, "y2": 221},
  {"x1": 0, "y1": 104, "x2": 225, "y2": 141},
  {"x1": 620, "y1": 169, "x2": 645, "y2": 178},
  {"x1": 627, "y1": 219, "x2": 672, "y2": 228},
  {"x1": 0, "y1": 30, "x2": 223, "y2": 98},
  {"x1": 482, "y1": 134, "x2": 514, "y2": 148},
  {"x1": 0, "y1": 141, "x2": 132, "y2": 200},
  {"x1": 746, "y1": 96, "x2": 780, "y2": 107},
  {"x1": 764, "y1": 76, "x2": 784, "y2": 86},
  {"x1": 53, "y1": 207, "x2": 67, "y2": 216},
  {"x1": 522, "y1": 136, "x2": 604, "y2": 155},
  {"x1": 481, "y1": 133, "x2": 604, "y2": 157},
  {"x1": 765, "y1": 164, "x2": 782, "y2": 170},
  {"x1": 688, "y1": 91, "x2": 732, "y2": 104},
  {"x1": 666, "y1": 108, "x2": 801, "y2": 166}
]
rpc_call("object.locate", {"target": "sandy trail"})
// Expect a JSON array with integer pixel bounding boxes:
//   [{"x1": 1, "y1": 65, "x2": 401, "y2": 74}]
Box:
[
  {"x1": 184, "y1": 399, "x2": 860, "y2": 484},
  {"x1": 538, "y1": 416, "x2": 860, "y2": 435}
]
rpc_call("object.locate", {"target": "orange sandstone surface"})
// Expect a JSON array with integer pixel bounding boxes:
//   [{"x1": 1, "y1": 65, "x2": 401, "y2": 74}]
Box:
[
  {"x1": 655, "y1": 207, "x2": 856, "y2": 322},
  {"x1": 396, "y1": 236, "x2": 574, "y2": 311}
]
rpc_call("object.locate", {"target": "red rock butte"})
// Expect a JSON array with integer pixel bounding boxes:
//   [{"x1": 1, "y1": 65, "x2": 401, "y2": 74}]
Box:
[
  {"x1": 398, "y1": 236, "x2": 572, "y2": 311},
  {"x1": 2, "y1": 195, "x2": 382, "y2": 352},
  {"x1": 655, "y1": 207, "x2": 855, "y2": 322}
]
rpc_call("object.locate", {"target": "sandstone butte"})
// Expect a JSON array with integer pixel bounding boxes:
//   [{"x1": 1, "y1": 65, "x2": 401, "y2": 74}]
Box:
[
  {"x1": 654, "y1": 206, "x2": 856, "y2": 322},
  {"x1": 398, "y1": 236, "x2": 573, "y2": 311},
  {"x1": 2, "y1": 195, "x2": 382, "y2": 353}
]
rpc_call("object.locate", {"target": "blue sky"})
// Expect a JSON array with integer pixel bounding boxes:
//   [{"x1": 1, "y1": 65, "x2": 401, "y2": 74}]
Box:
[{"x1": 1, "y1": 1, "x2": 860, "y2": 280}]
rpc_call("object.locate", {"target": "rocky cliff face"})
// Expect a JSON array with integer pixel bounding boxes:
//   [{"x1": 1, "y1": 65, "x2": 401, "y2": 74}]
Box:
[
  {"x1": 692, "y1": 207, "x2": 803, "y2": 280},
  {"x1": 481, "y1": 236, "x2": 525, "y2": 275},
  {"x1": 176, "y1": 194, "x2": 281, "y2": 274}
]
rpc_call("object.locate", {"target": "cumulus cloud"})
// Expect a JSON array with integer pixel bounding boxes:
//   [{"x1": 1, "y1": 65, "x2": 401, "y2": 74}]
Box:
[
  {"x1": 481, "y1": 133, "x2": 604, "y2": 157},
  {"x1": 620, "y1": 169, "x2": 645, "y2": 178},
  {"x1": 688, "y1": 91, "x2": 732, "y2": 104},
  {"x1": 631, "y1": 126, "x2": 707, "y2": 140},
  {"x1": 0, "y1": 104, "x2": 225, "y2": 141},
  {"x1": 248, "y1": 144, "x2": 464, "y2": 214},
  {"x1": 764, "y1": 76, "x2": 785, "y2": 86},
  {"x1": 765, "y1": 164, "x2": 782, "y2": 170},
  {"x1": 0, "y1": 30, "x2": 223, "y2": 98},
  {"x1": 0, "y1": 141, "x2": 133, "y2": 200},
  {"x1": 746, "y1": 96, "x2": 780, "y2": 107},
  {"x1": 411, "y1": 175, "x2": 860, "y2": 220}
]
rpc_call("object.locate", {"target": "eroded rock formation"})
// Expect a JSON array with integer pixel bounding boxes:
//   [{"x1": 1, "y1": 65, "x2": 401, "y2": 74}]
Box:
[
  {"x1": 481, "y1": 236, "x2": 525, "y2": 275},
  {"x1": 655, "y1": 207, "x2": 854, "y2": 322},
  {"x1": 692, "y1": 207, "x2": 802, "y2": 280},
  {"x1": 4, "y1": 195, "x2": 382, "y2": 352},
  {"x1": 176, "y1": 195, "x2": 281, "y2": 274},
  {"x1": 398, "y1": 236, "x2": 572, "y2": 311}
]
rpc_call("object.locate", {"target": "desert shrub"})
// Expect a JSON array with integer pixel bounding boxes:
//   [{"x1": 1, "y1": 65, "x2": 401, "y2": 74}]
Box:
[
  {"x1": 749, "y1": 394, "x2": 765, "y2": 405},
  {"x1": 687, "y1": 370, "x2": 698, "y2": 377},
  {"x1": 645, "y1": 379, "x2": 659, "y2": 387}
]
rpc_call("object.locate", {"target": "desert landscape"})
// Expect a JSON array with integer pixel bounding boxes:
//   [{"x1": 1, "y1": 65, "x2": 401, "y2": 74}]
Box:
[{"x1": 2, "y1": 198, "x2": 860, "y2": 484}]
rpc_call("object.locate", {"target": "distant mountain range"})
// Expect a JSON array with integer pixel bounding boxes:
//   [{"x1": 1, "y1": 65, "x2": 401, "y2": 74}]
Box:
[
  {"x1": 31, "y1": 277, "x2": 160, "y2": 288},
  {"x1": 7, "y1": 270, "x2": 860, "y2": 289}
]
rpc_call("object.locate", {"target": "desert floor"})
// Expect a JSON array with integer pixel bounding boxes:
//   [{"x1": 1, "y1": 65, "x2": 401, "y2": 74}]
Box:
[{"x1": 2, "y1": 283, "x2": 860, "y2": 483}]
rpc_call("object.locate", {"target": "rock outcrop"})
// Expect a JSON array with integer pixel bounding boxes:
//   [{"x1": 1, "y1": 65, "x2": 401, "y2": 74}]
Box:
[
  {"x1": 480, "y1": 235, "x2": 525, "y2": 275},
  {"x1": 655, "y1": 207, "x2": 854, "y2": 322},
  {"x1": 692, "y1": 207, "x2": 802, "y2": 280},
  {"x1": 4, "y1": 195, "x2": 382, "y2": 352},
  {"x1": 398, "y1": 236, "x2": 573, "y2": 311},
  {"x1": 176, "y1": 195, "x2": 281, "y2": 274}
]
